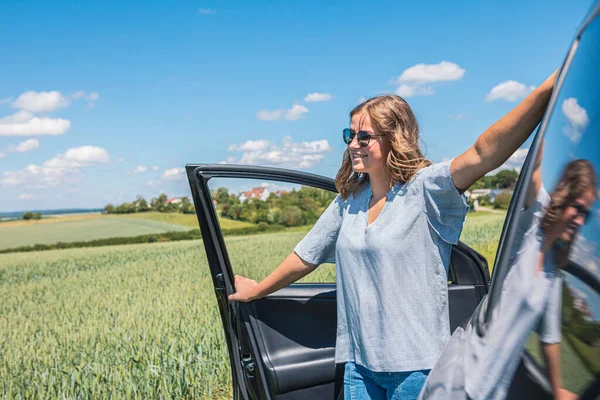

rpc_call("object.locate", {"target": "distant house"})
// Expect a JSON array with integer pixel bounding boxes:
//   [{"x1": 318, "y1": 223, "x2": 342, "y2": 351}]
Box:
[
  {"x1": 239, "y1": 187, "x2": 270, "y2": 202},
  {"x1": 275, "y1": 190, "x2": 290, "y2": 197},
  {"x1": 165, "y1": 197, "x2": 183, "y2": 205},
  {"x1": 469, "y1": 189, "x2": 492, "y2": 199}
]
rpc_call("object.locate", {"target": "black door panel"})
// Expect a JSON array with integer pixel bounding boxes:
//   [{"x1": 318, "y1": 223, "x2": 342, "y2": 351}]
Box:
[
  {"x1": 248, "y1": 285, "x2": 337, "y2": 395},
  {"x1": 241, "y1": 247, "x2": 488, "y2": 398}
]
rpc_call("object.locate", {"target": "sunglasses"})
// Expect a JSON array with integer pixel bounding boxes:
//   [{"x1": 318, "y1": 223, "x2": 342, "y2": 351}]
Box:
[
  {"x1": 569, "y1": 202, "x2": 593, "y2": 224},
  {"x1": 343, "y1": 128, "x2": 385, "y2": 147}
]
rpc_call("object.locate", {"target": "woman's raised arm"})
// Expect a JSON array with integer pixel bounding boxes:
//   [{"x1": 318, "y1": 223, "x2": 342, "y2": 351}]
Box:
[{"x1": 450, "y1": 70, "x2": 558, "y2": 192}]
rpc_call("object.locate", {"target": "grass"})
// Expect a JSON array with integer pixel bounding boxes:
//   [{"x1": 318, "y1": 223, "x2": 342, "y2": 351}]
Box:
[
  {"x1": 0, "y1": 216, "x2": 188, "y2": 251},
  {"x1": 0, "y1": 213, "x2": 105, "y2": 227},
  {"x1": 114, "y1": 212, "x2": 255, "y2": 230},
  {"x1": 462, "y1": 211, "x2": 506, "y2": 273},
  {"x1": 0, "y1": 213, "x2": 255, "y2": 251},
  {"x1": 0, "y1": 211, "x2": 504, "y2": 398}
]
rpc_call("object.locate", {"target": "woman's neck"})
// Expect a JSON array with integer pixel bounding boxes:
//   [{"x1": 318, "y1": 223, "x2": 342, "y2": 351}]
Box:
[{"x1": 368, "y1": 171, "x2": 393, "y2": 200}]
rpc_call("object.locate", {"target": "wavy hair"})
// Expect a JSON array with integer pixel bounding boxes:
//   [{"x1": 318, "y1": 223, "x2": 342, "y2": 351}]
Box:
[
  {"x1": 335, "y1": 95, "x2": 431, "y2": 199},
  {"x1": 541, "y1": 159, "x2": 597, "y2": 234}
]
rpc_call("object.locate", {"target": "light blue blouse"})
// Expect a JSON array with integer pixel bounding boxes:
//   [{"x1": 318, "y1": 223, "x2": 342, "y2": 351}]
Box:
[{"x1": 294, "y1": 160, "x2": 468, "y2": 372}]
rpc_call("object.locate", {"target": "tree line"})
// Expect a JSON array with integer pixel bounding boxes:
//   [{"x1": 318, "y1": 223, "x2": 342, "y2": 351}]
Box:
[
  {"x1": 102, "y1": 169, "x2": 517, "y2": 222},
  {"x1": 214, "y1": 186, "x2": 337, "y2": 227},
  {"x1": 104, "y1": 193, "x2": 194, "y2": 214}
]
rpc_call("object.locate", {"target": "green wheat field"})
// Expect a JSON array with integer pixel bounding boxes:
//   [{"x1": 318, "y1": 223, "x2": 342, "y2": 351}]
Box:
[{"x1": 0, "y1": 213, "x2": 505, "y2": 399}]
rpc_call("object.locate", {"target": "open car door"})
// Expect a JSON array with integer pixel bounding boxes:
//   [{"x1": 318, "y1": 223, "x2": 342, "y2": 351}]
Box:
[{"x1": 187, "y1": 164, "x2": 490, "y2": 400}]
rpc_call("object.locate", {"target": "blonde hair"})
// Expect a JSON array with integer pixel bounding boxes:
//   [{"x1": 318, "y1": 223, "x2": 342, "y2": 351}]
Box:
[{"x1": 335, "y1": 94, "x2": 431, "y2": 199}]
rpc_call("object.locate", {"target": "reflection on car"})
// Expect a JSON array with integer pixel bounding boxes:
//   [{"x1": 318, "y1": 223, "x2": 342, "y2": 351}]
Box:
[{"x1": 421, "y1": 4, "x2": 600, "y2": 399}]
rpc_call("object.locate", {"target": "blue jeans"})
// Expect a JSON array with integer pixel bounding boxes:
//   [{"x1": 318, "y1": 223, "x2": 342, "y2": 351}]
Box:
[{"x1": 344, "y1": 362, "x2": 429, "y2": 400}]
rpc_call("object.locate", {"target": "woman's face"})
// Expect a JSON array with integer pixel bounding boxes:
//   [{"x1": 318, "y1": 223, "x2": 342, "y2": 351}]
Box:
[
  {"x1": 556, "y1": 190, "x2": 596, "y2": 242},
  {"x1": 348, "y1": 111, "x2": 391, "y2": 176}
]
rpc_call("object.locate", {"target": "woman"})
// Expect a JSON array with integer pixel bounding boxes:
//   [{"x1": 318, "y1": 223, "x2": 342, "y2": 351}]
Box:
[{"x1": 230, "y1": 70, "x2": 558, "y2": 399}]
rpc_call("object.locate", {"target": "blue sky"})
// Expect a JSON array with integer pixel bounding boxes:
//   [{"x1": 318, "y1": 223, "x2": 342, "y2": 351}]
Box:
[{"x1": 0, "y1": 0, "x2": 594, "y2": 212}]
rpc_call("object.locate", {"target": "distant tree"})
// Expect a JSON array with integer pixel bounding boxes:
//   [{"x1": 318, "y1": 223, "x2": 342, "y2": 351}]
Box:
[
  {"x1": 228, "y1": 205, "x2": 243, "y2": 220},
  {"x1": 179, "y1": 197, "x2": 195, "y2": 214},
  {"x1": 151, "y1": 193, "x2": 168, "y2": 212},
  {"x1": 496, "y1": 169, "x2": 519, "y2": 189},
  {"x1": 300, "y1": 197, "x2": 318, "y2": 212},
  {"x1": 135, "y1": 196, "x2": 150, "y2": 212},
  {"x1": 216, "y1": 187, "x2": 230, "y2": 205},
  {"x1": 104, "y1": 204, "x2": 114, "y2": 214},
  {"x1": 22, "y1": 212, "x2": 33, "y2": 220},
  {"x1": 115, "y1": 202, "x2": 136, "y2": 214},
  {"x1": 281, "y1": 206, "x2": 304, "y2": 227},
  {"x1": 228, "y1": 193, "x2": 241, "y2": 205},
  {"x1": 32, "y1": 212, "x2": 42, "y2": 220},
  {"x1": 494, "y1": 191, "x2": 513, "y2": 210},
  {"x1": 220, "y1": 203, "x2": 231, "y2": 218},
  {"x1": 478, "y1": 194, "x2": 491, "y2": 206}
]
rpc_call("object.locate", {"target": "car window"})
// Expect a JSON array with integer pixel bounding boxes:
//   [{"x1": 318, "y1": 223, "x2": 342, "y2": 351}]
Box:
[
  {"x1": 487, "y1": 13, "x2": 600, "y2": 396},
  {"x1": 206, "y1": 177, "x2": 337, "y2": 283}
]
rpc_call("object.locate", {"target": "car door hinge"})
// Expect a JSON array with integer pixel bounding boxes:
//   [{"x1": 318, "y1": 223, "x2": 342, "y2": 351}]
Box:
[{"x1": 242, "y1": 353, "x2": 256, "y2": 377}]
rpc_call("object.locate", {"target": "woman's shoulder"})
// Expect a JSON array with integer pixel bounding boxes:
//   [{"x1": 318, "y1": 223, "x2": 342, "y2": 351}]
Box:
[{"x1": 413, "y1": 160, "x2": 452, "y2": 180}]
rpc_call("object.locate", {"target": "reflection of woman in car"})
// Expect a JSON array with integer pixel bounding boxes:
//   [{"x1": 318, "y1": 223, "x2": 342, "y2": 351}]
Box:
[
  {"x1": 423, "y1": 156, "x2": 597, "y2": 400},
  {"x1": 229, "y1": 70, "x2": 557, "y2": 399},
  {"x1": 526, "y1": 159, "x2": 597, "y2": 400}
]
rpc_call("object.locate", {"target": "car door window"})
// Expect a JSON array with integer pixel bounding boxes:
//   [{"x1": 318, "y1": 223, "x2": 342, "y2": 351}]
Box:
[{"x1": 207, "y1": 177, "x2": 337, "y2": 283}]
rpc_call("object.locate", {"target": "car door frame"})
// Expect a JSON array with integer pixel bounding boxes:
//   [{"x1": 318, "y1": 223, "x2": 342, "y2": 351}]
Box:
[{"x1": 186, "y1": 164, "x2": 337, "y2": 400}]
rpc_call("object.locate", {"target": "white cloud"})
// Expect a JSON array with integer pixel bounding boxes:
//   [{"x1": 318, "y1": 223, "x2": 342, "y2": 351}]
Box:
[
  {"x1": 18, "y1": 194, "x2": 36, "y2": 200},
  {"x1": 488, "y1": 147, "x2": 529, "y2": 175},
  {"x1": 146, "y1": 180, "x2": 160, "y2": 187},
  {"x1": 228, "y1": 139, "x2": 270, "y2": 152},
  {"x1": 304, "y1": 92, "x2": 333, "y2": 103},
  {"x1": 285, "y1": 104, "x2": 308, "y2": 120},
  {"x1": 225, "y1": 136, "x2": 331, "y2": 169},
  {"x1": 5, "y1": 138, "x2": 40, "y2": 153},
  {"x1": 1, "y1": 145, "x2": 109, "y2": 188},
  {"x1": 396, "y1": 84, "x2": 435, "y2": 98},
  {"x1": 0, "y1": 152, "x2": 5, "y2": 158},
  {"x1": 397, "y1": 61, "x2": 466, "y2": 84},
  {"x1": 44, "y1": 146, "x2": 110, "y2": 169},
  {"x1": 198, "y1": 8, "x2": 216, "y2": 14},
  {"x1": 356, "y1": 96, "x2": 368, "y2": 104},
  {"x1": 257, "y1": 104, "x2": 309, "y2": 121},
  {"x1": 126, "y1": 165, "x2": 148, "y2": 175},
  {"x1": 393, "y1": 61, "x2": 464, "y2": 98},
  {"x1": 257, "y1": 109, "x2": 283, "y2": 121},
  {"x1": 1, "y1": 164, "x2": 85, "y2": 188},
  {"x1": 12, "y1": 91, "x2": 69, "y2": 113},
  {"x1": 162, "y1": 168, "x2": 186, "y2": 180},
  {"x1": 71, "y1": 91, "x2": 100, "y2": 108},
  {"x1": 485, "y1": 80, "x2": 535, "y2": 102},
  {"x1": 0, "y1": 110, "x2": 70, "y2": 136},
  {"x1": 449, "y1": 113, "x2": 465, "y2": 120},
  {"x1": 0, "y1": 98, "x2": 12, "y2": 105},
  {"x1": 561, "y1": 97, "x2": 589, "y2": 144},
  {"x1": 151, "y1": 165, "x2": 159, "y2": 171}
]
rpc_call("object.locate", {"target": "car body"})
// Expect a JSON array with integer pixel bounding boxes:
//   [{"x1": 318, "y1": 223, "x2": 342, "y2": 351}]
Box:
[{"x1": 186, "y1": 3, "x2": 599, "y2": 398}]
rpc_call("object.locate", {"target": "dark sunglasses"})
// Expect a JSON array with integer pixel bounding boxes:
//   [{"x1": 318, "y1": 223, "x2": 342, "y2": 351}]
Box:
[
  {"x1": 569, "y1": 202, "x2": 593, "y2": 224},
  {"x1": 343, "y1": 128, "x2": 385, "y2": 147}
]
